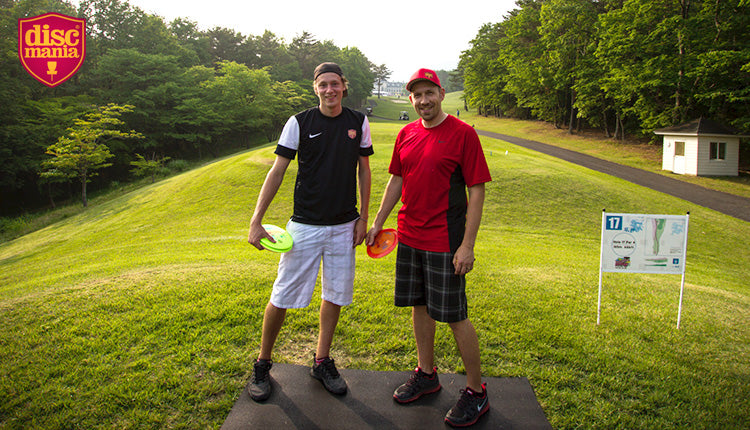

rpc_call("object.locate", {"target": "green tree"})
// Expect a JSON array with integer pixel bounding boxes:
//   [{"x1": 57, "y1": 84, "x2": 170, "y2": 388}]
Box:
[
  {"x1": 593, "y1": 0, "x2": 750, "y2": 137},
  {"x1": 373, "y1": 64, "x2": 391, "y2": 98},
  {"x1": 171, "y1": 94, "x2": 221, "y2": 160},
  {"x1": 206, "y1": 26, "x2": 245, "y2": 64},
  {"x1": 461, "y1": 23, "x2": 500, "y2": 116},
  {"x1": 500, "y1": 2, "x2": 550, "y2": 121},
  {"x1": 539, "y1": 0, "x2": 598, "y2": 132},
  {"x1": 169, "y1": 17, "x2": 212, "y2": 66},
  {"x1": 89, "y1": 48, "x2": 182, "y2": 154},
  {"x1": 78, "y1": 0, "x2": 145, "y2": 52},
  {"x1": 596, "y1": 0, "x2": 682, "y2": 138},
  {"x1": 40, "y1": 104, "x2": 143, "y2": 207},
  {"x1": 687, "y1": 0, "x2": 750, "y2": 131},
  {"x1": 246, "y1": 31, "x2": 298, "y2": 82},
  {"x1": 338, "y1": 47, "x2": 375, "y2": 108},
  {"x1": 462, "y1": 0, "x2": 749, "y2": 139},
  {"x1": 200, "y1": 62, "x2": 279, "y2": 153},
  {"x1": 437, "y1": 69, "x2": 464, "y2": 94},
  {"x1": 130, "y1": 153, "x2": 170, "y2": 183},
  {"x1": 168, "y1": 65, "x2": 216, "y2": 157},
  {"x1": 263, "y1": 80, "x2": 315, "y2": 142},
  {"x1": 0, "y1": 0, "x2": 388, "y2": 214},
  {"x1": 0, "y1": 0, "x2": 79, "y2": 207},
  {"x1": 288, "y1": 32, "x2": 330, "y2": 81}
]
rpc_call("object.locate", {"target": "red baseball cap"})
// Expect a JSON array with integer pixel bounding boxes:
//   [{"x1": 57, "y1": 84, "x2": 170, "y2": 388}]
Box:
[{"x1": 406, "y1": 68, "x2": 442, "y2": 92}]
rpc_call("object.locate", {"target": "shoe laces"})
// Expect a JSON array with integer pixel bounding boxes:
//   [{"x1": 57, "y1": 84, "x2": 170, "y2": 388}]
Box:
[
  {"x1": 455, "y1": 388, "x2": 475, "y2": 410},
  {"x1": 405, "y1": 368, "x2": 430, "y2": 389},
  {"x1": 253, "y1": 361, "x2": 271, "y2": 383},
  {"x1": 407, "y1": 370, "x2": 423, "y2": 386},
  {"x1": 319, "y1": 358, "x2": 340, "y2": 378}
]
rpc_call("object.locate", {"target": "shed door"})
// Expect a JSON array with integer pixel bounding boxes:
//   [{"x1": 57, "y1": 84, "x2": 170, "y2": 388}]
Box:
[{"x1": 673, "y1": 141, "x2": 686, "y2": 174}]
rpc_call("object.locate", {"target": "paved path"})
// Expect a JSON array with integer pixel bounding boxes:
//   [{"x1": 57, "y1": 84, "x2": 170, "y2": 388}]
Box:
[{"x1": 477, "y1": 130, "x2": 750, "y2": 223}]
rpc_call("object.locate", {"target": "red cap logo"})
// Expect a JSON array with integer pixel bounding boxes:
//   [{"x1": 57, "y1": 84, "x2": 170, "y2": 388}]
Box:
[
  {"x1": 18, "y1": 12, "x2": 86, "y2": 87},
  {"x1": 406, "y1": 68, "x2": 442, "y2": 92}
]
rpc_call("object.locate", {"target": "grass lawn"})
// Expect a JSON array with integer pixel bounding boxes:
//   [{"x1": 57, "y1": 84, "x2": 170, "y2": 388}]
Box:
[{"x1": 1, "y1": 98, "x2": 749, "y2": 429}]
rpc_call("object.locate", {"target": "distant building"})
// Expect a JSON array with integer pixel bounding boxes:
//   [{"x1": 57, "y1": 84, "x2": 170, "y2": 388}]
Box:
[
  {"x1": 373, "y1": 81, "x2": 407, "y2": 97},
  {"x1": 655, "y1": 118, "x2": 748, "y2": 176}
]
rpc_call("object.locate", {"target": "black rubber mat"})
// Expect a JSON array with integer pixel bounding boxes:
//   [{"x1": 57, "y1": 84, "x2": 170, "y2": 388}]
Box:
[{"x1": 222, "y1": 363, "x2": 552, "y2": 429}]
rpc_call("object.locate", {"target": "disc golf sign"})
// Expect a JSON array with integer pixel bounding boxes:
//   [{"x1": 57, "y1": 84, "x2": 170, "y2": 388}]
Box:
[
  {"x1": 597, "y1": 212, "x2": 690, "y2": 328},
  {"x1": 18, "y1": 12, "x2": 86, "y2": 87}
]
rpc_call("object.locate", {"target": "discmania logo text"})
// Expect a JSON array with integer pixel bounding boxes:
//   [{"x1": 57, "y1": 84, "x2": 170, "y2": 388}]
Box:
[{"x1": 18, "y1": 12, "x2": 86, "y2": 87}]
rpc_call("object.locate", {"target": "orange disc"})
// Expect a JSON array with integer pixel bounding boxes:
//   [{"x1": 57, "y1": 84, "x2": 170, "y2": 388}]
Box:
[{"x1": 367, "y1": 228, "x2": 398, "y2": 258}]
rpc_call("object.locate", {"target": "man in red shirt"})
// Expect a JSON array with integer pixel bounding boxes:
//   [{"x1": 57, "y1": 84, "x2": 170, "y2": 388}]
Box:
[{"x1": 366, "y1": 68, "x2": 491, "y2": 427}]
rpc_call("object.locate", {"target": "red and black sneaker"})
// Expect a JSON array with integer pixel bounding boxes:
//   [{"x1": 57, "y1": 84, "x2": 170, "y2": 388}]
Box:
[
  {"x1": 444, "y1": 383, "x2": 489, "y2": 427},
  {"x1": 393, "y1": 367, "x2": 441, "y2": 403}
]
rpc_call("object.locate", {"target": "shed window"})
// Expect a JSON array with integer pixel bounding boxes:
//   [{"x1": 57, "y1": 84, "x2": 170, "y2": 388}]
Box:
[
  {"x1": 674, "y1": 141, "x2": 685, "y2": 156},
  {"x1": 710, "y1": 142, "x2": 726, "y2": 160}
]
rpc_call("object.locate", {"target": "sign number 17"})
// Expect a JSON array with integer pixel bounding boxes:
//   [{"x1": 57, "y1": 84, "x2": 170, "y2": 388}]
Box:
[{"x1": 606, "y1": 216, "x2": 623, "y2": 230}]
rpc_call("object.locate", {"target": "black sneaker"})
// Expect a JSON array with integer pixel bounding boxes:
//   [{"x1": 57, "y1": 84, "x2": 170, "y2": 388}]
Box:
[
  {"x1": 310, "y1": 354, "x2": 347, "y2": 395},
  {"x1": 444, "y1": 383, "x2": 490, "y2": 427},
  {"x1": 248, "y1": 359, "x2": 272, "y2": 402},
  {"x1": 393, "y1": 367, "x2": 441, "y2": 403}
]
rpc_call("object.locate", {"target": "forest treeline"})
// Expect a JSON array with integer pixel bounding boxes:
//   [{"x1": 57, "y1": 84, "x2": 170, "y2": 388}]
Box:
[
  {"x1": 459, "y1": 0, "x2": 750, "y2": 139},
  {"x1": 1, "y1": 0, "x2": 378, "y2": 214},
  {"x1": 4, "y1": 0, "x2": 749, "y2": 216}
]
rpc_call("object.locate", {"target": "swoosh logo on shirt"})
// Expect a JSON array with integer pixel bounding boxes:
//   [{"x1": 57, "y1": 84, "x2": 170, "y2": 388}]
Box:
[{"x1": 309, "y1": 132, "x2": 323, "y2": 138}]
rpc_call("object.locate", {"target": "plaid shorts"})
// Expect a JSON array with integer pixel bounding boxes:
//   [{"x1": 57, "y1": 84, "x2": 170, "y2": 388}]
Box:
[{"x1": 394, "y1": 243, "x2": 468, "y2": 323}]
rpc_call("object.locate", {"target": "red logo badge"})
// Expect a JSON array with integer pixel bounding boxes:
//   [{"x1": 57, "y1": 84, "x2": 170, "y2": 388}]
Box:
[
  {"x1": 348, "y1": 129, "x2": 357, "y2": 139},
  {"x1": 18, "y1": 12, "x2": 86, "y2": 87}
]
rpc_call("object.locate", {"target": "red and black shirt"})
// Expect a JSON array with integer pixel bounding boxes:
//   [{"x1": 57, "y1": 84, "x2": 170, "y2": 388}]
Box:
[{"x1": 389, "y1": 115, "x2": 491, "y2": 253}]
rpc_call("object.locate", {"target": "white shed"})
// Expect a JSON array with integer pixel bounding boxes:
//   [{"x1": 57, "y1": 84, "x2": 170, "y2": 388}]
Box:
[{"x1": 654, "y1": 118, "x2": 748, "y2": 177}]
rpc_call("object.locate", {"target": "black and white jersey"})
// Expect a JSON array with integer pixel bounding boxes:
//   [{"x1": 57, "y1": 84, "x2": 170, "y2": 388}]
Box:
[{"x1": 275, "y1": 107, "x2": 374, "y2": 225}]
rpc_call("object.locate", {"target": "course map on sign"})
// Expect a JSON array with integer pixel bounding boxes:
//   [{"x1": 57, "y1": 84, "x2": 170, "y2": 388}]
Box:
[{"x1": 600, "y1": 213, "x2": 688, "y2": 274}]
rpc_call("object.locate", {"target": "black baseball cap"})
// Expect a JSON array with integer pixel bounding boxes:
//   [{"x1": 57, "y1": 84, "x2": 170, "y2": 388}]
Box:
[
  {"x1": 314, "y1": 62, "x2": 344, "y2": 80},
  {"x1": 313, "y1": 62, "x2": 348, "y2": 97}
]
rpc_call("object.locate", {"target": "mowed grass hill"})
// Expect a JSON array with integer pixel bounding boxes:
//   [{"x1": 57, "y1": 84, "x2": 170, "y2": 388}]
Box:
[{"x1": 1, "y1": 98, "x2": 749, "y2": 429}]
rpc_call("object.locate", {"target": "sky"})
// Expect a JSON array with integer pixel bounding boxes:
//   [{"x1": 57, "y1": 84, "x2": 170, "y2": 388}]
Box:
[{"x1": 94, "y1": 0, "x2": 519, "y2": 82}]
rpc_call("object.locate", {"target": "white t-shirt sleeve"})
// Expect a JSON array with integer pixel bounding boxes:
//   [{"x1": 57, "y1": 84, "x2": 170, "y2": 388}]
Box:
[
  {"x1": 361, "y1": 116, "x2": 373, "y2": 149},
  {"x1": 277, "y1": 115, "x2": 300, "y2": 151}
]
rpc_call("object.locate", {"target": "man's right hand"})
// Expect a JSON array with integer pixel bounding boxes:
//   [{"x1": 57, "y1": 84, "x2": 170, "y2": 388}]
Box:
[
  {"x1": 248, "y1": 222, "x2": 275, "y2": 250},
  {"x1": 365, "y1": 225, "x2": 382, "y2": 247}
]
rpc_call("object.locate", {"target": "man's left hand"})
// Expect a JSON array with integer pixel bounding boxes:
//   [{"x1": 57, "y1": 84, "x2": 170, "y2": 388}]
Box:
[{"x1": 453, "y1": 245, "x2": 475, "y2": 275}]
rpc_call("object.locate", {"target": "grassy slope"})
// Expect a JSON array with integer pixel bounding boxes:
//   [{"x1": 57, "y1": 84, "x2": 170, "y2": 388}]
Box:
[{"x1": 1, "y1": 99, "x2": 749, "y2": 429}]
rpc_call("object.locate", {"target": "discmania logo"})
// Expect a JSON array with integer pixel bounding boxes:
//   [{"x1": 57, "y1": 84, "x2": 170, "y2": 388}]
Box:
[{"x1": 18, "y1": 12, "x2": 86, "y2": 87}]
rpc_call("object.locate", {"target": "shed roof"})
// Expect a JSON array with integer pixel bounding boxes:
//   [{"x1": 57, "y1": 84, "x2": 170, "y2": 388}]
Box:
[{"x1": 654, "y1": 117, "x2": 746, "y2": 137}]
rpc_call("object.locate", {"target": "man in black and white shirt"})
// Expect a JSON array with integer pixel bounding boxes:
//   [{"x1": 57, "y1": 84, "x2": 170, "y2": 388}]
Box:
[{"x1": 247, "y1": 62, "x2": 373, "y2": 401}]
